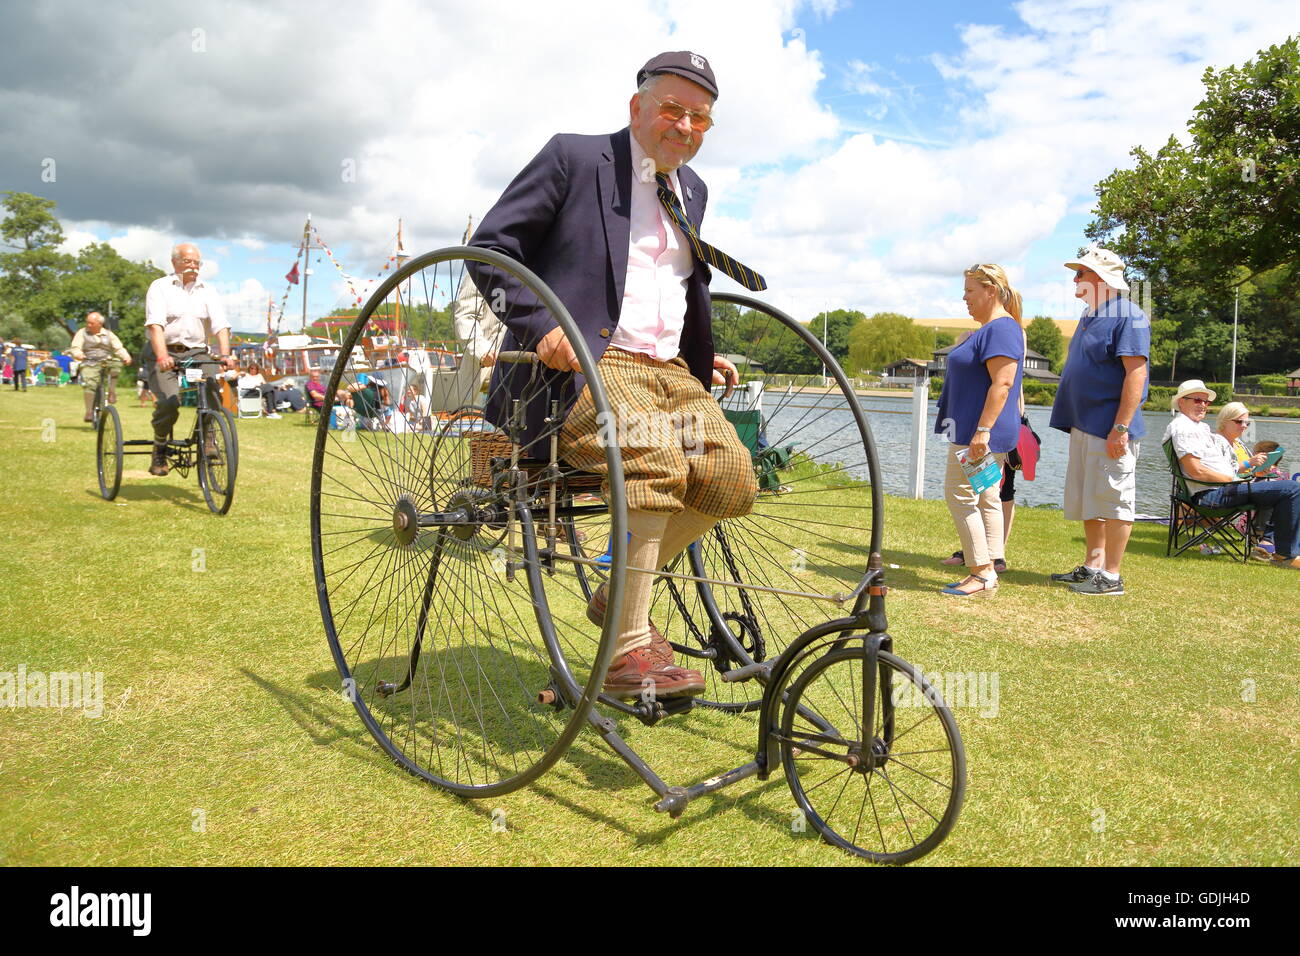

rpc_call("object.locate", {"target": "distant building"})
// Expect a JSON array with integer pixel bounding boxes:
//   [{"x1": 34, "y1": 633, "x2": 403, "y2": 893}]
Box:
[
  {"x1": 881, "y1": 357, "x2": 932, "y2": 385},
  {"x1": 931, "y1": 343, "x2": 1060, "y2": 382},
  {"x1": 1287, "y1": 367, "x2": 1300, "y2": 395}
]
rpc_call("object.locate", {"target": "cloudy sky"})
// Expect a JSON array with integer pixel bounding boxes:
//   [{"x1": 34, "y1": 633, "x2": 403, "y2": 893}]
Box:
[{"x1": 1, "y1": 0, "x2": 1293, "y2": 332}]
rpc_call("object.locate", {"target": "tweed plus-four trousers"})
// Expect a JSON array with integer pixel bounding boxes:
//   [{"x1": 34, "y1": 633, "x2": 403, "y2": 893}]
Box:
[{"x1": 560, "y1": 348, "x2": 757, "y2": 518}]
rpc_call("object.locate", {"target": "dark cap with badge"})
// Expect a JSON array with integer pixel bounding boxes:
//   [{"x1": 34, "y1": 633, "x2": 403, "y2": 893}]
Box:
[{"x1": 637, "y1": 51, "x2": 718, "y2": 98}]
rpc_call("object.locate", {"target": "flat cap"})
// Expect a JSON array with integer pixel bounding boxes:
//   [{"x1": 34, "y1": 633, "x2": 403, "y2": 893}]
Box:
[{"x1": 637, "y1": 51, "x2": 718, "y2": 98}]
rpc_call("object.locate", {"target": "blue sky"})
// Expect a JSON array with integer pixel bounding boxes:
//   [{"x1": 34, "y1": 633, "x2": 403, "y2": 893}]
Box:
[{"x1": 8, "y1": 0, "x2": 1292, "y2": 333}]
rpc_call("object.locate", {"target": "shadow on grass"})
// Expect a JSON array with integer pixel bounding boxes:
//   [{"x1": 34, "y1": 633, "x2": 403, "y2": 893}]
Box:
[{"x1": 89, "y1": 481, "x2": 209, "y2": 511}]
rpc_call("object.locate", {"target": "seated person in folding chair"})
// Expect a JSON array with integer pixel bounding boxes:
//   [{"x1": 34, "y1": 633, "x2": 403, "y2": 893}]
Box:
[
  {"x1": 470, "y1": 51, "x2": 763, "y2": 699},
  {"x1": 346, "y1": 379, "x2": 390, "y2": 430},
  {"x1": 1163, "y1": 380, "x2": 1300, "y2": 570},
  {"x1": 305, "y1": 368, "x2": 327, "y2": 416}
]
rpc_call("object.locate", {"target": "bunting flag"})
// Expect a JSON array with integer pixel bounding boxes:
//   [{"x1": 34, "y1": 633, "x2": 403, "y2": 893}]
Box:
[{"x1": 285, "y1": 262, "x2": 300, "y2": 285}]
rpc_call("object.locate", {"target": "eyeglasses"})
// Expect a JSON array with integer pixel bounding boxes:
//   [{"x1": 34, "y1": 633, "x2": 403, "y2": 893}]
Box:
[
  {"x1": 175, "y1": 257, "x2": 201, "y2": 265},
  {"x1": 1185, "y1": 397, "x2": 1211, "y2": 405},
  {"x1": 646, "y1": 93, "x2": 714, "y2": 132},
  {"x1": 1073, "y1": 270, "x2": 1094, "y2": 281}
]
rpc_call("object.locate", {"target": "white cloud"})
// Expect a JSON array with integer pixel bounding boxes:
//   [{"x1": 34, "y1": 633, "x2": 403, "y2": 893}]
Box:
[{"x1": 11, "y1": 0, "x2": 1293, "y2": 325}]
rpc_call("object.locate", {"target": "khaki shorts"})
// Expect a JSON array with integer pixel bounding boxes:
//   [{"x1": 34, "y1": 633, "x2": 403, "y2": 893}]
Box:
[{"x1": 1063, "y1": 428, "x2": 1139, "y2": 522}]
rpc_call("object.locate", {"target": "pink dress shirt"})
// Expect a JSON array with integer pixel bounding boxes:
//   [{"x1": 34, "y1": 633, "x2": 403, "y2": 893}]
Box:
[{"x1": 609, "y1": 137, "x2": 695, "y2": 361}]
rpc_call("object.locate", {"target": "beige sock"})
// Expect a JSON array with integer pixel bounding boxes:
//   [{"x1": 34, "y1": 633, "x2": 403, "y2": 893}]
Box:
[
  {"x1": 614, "y1": 511, "x2": 668, "y2": 657},
  {"x1": 658, "y1": 506, "x2": 718, "y2": 570}
]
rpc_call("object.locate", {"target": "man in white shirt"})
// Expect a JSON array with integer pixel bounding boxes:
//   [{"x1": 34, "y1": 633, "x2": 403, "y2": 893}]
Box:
[{"x1": 144, "y1": 243, "x2": 236, "y2": 475}]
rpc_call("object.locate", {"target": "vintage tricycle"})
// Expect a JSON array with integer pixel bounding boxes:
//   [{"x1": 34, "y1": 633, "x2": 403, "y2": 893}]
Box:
[{"x1": 310, "y1": 247, "x2": 965, "y2": 863}]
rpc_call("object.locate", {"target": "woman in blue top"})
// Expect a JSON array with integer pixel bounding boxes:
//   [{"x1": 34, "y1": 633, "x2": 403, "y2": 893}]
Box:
[{"x1": 933, "y1": 264, "x2": 1026, "y2": 596}]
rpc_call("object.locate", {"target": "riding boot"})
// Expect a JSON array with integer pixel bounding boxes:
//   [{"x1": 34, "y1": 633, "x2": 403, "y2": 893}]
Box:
[{"x1": 149, "y1": 442, "x2": 170, "y2": 476}]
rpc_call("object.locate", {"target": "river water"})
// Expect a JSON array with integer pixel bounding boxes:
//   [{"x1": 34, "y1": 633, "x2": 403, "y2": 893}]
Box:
[{"x1": 764, "y1": 391, "x2": 1300, "y2": 515}]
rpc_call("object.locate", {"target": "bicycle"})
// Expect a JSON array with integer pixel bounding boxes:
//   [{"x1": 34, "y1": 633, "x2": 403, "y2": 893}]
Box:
[{"x1": 97, "y1": 356, "x2": 240, "y2": 515}]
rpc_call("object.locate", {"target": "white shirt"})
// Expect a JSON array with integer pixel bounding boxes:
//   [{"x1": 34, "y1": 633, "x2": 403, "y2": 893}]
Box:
[
  {"x1": 1164, "y1": 413, "x2": 1236, "y2": 494},
  {"x1": 609, "y1": 137, "x2": 694, "y2": 361},
  {"x1": 145, "y1": 273, "x2": 229, "y2": 349}
]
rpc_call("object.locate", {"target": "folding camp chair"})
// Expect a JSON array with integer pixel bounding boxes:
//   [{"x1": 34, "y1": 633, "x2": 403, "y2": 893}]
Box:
[{"x1": 1162, "y1": 439, "x2": 1257, "y2": 561}]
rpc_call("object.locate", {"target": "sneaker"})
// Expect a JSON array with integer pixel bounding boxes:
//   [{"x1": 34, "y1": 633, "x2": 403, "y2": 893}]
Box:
[
  {"x1": 265, "y1": 412, "x2": 282, "y2": 419},
  {"x1": 586, "y1": 583, "x2": 671, "y2": 666},
  {"x1": 1270, "y1": 554, "x2": 1300, "y2": 570},
  {"x1": 1050, "y1": 565, "x2": 1096, "y2": 584},
  {"x1": 602, "y1": 646, "x2": 705, "y2": 699},
  {"x1": 1249, "y1": 546, "x2": 1273, "y2": 563},
  {"x1": 1069, "y1": 572, "x2": 1125, "y2": 596}
]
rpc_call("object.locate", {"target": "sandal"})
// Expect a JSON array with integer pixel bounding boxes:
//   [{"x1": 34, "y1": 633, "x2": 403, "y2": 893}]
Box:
[
  {"x1": 940, "y1": 573, "x2": 997, "y2": 597},
  {"x1": 940, "y1": 551, "x2": 965, "y2": 566}
]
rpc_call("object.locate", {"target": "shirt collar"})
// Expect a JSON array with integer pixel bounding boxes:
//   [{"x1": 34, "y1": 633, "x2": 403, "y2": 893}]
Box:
[{"x1": 170, "y1": 273, "x2": 207, "y2": 289}]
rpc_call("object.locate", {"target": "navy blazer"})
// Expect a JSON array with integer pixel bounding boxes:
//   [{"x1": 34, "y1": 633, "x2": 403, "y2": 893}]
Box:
[{"x1": 469, "y1": 127, "x2": 715, "y2": 446}]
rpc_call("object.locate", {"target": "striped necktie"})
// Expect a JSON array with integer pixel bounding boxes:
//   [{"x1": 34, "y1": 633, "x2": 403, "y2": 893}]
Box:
[{"x1": 656, "y1": 173, "x2": 767, "y2": 292}]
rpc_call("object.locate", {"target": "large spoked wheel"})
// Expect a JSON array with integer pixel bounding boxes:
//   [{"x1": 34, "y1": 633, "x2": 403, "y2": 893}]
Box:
[
  {"x1": 96, "y1": 404, "x2": 123, "y2": 500},
  {"x1": 197, "y1": 408, "x2": 238, "y2": 515},
  {"x1": 311, "y1": 246, "x2": 626, "y2": 798},
  {"x1": 780, "y1": 648, "x2": 965, "y2": 864},
  {"x1": 652, "y1": 293, "x2": 884, "y2": 710}
]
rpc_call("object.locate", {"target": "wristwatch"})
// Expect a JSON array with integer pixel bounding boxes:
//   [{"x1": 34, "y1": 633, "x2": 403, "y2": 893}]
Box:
[
  {"x1": 1112, "y1": 423, "x2": 1129, "y2": 434},
  {"x1": 974, "y1": 425, "x2": 991, "y2": 434}
]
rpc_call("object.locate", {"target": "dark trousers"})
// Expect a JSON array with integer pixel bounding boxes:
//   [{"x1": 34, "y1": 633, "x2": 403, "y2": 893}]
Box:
[
  {"x1": 12, "y1": 369, "x2": 26, "y2": 390},
  {"x1": 148, "y1": 348, "x2": 221, "y2": 442},
  {"x1": 1195, "y1": 479, "x2": 1300, "y2": 558}
]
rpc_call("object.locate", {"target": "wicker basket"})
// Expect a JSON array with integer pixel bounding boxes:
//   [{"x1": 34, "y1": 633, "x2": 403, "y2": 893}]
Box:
[{"x1": 468, "y1": 431, "x2": 604, "y2": 492}]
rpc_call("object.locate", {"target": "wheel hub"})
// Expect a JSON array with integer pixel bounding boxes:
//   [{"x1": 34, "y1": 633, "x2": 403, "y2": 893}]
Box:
[{"x1": 392, "y1": 496, "x2": 419, "y2": 546}]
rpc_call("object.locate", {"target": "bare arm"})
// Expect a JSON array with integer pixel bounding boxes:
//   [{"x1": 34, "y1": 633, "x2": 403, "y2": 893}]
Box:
[
  {"x1": 1106, "y1": 355, "x2": 1148, "y2": 459},
  {"x1": 1178, "y1": 452, "x2": 1237, "y2": 484},
  {"x1": 966, "y1": 355, "x2": 1017, "y2": 460}
]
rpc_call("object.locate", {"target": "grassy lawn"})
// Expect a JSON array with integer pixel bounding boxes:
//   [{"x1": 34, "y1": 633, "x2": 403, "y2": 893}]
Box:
[{"x1": 1, "y1": 385, "x2": 1295, "y2": 866}]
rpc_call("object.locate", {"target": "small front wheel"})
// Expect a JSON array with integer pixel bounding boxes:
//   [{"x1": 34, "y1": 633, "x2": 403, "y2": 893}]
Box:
[
  {"x1": 198, "y1": 409, "x2": 238, "y2": 515},
  {"x1": 97, "y1": 404, "x2": 123, "y2": 500},
  {"x1": 780, "y1": 648, "x2": 965, "y2": 864}
]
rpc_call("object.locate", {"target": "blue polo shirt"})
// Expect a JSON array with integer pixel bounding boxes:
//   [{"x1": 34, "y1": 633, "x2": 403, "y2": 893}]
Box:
[
  {"x1": 934, "y1": 315, "x2": 1025, "y2": 451},
  {"x1": 1050, "y1": 295, "x2": 1150, "y2": 440}
]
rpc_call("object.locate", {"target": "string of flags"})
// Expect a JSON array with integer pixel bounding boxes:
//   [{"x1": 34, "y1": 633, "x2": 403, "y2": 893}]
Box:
[{"x1": 273, "y1": 219, "x2": 406, "y2": 334}]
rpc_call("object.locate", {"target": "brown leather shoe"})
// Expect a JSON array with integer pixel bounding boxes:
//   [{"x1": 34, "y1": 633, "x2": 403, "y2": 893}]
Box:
[
  {"x1": 586, "y1": 583, "x2": 672, "y2": 665},
  {"x1": 149, "y1": 444, "x2": 170, "y2": 476},
  {"x1": 602, "y1": 646, "x2": 705, "y2": 700}
]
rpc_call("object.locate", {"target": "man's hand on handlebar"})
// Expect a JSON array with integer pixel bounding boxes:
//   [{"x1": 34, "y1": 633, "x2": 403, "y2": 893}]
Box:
[{"x1": 536, "y1": 326, "x2": 581, "y2": 374}]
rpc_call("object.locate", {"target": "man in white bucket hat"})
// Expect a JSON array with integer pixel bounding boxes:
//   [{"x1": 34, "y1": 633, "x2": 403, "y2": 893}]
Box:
[{"x1": 1048, "y1": 247, "x2": 1150, "y2": 595}]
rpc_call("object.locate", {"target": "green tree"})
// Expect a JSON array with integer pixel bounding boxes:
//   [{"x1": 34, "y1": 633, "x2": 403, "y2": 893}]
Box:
[
  {"x1": 934, "y1": 330, "x2": 956, "y2": 350},
  {"x1": 59, "y1": 242, "x2": 162, "y2": 355},
  {"x1": 0, "y1": 191, "x2": 73, "y2": 330},
  {"x1": 847, "y1": 312, "x2": 933, "y2": 372},
  {"x1": 1086, "y1": 36, "x2": 1300, "y2": 375},
  {"x1": 1025, "y1": 316, "x2": 1065, "y2": 372},
  {"x1": 807, "y1": 309, "x2": 864, "y2": 368}
]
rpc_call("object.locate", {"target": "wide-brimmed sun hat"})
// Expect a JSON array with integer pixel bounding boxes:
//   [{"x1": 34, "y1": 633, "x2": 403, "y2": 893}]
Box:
[
  {"x1": 1170, "y1": 379, "x2": 1216, "y2": 411},
  {"x1": 1064, "y1": 247, "x2": 1129, "y2": 292}
]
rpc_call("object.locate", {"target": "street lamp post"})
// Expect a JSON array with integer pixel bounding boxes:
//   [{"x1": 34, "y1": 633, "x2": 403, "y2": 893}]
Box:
[{"x1": 1229, "y1": 287, "x2": 1239, "y2": 396}]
